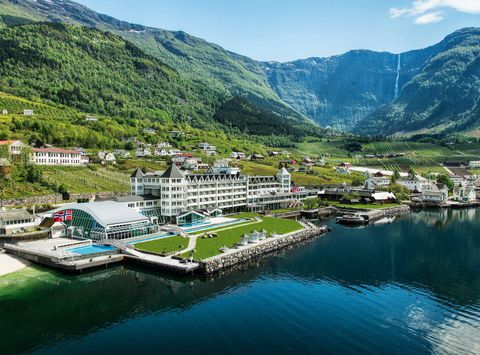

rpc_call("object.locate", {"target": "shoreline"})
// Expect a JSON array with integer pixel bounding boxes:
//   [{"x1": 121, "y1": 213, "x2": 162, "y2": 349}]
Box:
[{"x1": 0, "y1": 252, "x2": 30, "y2": 277}]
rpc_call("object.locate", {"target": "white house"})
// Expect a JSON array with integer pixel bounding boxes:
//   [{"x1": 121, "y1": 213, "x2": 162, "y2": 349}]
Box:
[
  {"x1": 450, "y1": 175, "x2": 466, "y2": 186},
  {"x1": 468, "y1": 161, "x2": 480, "y2": 169},
  {"x1": 31, "y1": 148, "x2": 86, "y2": 166},
  {"x1": 98, "y1": 151, "x2": 116, "y2": 163},
  {"x1": 0, "y1": 140, "x2": 24, "y2": 156},
  {"x1": 85, "y1": 115, "x2": 98, "y2": 122},
  {"x1": 364, "y1": 176, "x2": 390, "y2": 190},
  {"x1": 136, "y1": 148, "x2": 152, "y2": 157},
  {"x1": 23, "y1": 109, "x2": 33, "y2": 116},
  {"x1": 412, "y1": 183, "x2": 448, "y2": 203},
  {"x1": 2, "y1": 109, "x2": 8, "y2": 115},
  {"x1": 157, "y1": 142, "x2": 172, "y2": 148},
  {"x1": 453, "y1": 184, "x2": 477, "y2": 202},
  {"x1": 154, "y1": 149, "x2": 169, "y2": 157},
  {"x1": 396, "y1": 175, "x2": 429, "y2": 192}
]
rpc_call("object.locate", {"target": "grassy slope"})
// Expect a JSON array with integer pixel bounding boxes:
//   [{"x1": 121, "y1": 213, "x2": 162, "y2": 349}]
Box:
[{"x1": 134, "y1": 236, "x2": 189, "y2": 255}]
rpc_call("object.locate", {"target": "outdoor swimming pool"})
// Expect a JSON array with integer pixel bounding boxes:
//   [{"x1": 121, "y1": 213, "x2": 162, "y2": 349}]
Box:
[{"x1": 68, "y1": 245, "x2": 116, "y2": 255}]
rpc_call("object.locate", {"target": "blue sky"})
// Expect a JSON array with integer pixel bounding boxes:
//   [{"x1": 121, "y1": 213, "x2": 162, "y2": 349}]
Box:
[{"x1": 76, "y1": 0, "x2": 480, "y2": 62}]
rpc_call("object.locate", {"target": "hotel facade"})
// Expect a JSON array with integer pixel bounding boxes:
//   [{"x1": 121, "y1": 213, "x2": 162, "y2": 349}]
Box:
[{"x1": 130, "y1": 164, "x2": 311, "y2": 223}]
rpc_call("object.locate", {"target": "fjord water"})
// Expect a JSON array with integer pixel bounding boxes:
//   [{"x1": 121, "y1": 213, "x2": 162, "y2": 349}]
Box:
[{"x1": 2, "y1": 209, "x2": 480, "y2": 354}]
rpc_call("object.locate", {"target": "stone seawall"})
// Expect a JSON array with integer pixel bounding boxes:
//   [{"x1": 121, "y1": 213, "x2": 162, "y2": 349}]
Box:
[{"x1": 199, "y1": 227, "x2": 328, "y2": 275}]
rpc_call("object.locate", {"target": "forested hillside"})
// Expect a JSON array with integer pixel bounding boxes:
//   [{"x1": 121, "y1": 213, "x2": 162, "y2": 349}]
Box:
[{"x1": 357, "y1": 28, "x2": 480, "y2": 137}]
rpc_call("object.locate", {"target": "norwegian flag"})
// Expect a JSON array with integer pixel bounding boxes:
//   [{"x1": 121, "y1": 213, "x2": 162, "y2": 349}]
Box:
[{"x1": 53, "y1": 210, "x2": 72, "y2": 222}]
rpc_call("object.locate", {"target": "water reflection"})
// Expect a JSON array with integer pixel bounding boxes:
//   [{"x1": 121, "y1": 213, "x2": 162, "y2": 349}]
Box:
[{"x1": 1, "y1": 209, "x2": 479, "y2": 354}]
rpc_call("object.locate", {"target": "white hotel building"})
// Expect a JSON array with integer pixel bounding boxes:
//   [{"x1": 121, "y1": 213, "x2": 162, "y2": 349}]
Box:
[{"x1": 130, "y1": 164, "x2": 311, "y2": 223}]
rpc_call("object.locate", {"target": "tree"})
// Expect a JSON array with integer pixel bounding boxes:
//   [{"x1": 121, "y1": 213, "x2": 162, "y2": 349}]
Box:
[
  {"x1": 390, "y1": 183, "x2": 409, "y2": 201},
  {"x1": 408, "y1": 167, "x2": 416, "y2": 177},
  {"x1": 351, "y1": 176, "x2": 365, "y2": 187},
  {"x1": 437, "y1": 174, "x2": 454, "y2": 192},
  {"x1": 391, "y1": 169, "x2": 400, "y2": 183}
]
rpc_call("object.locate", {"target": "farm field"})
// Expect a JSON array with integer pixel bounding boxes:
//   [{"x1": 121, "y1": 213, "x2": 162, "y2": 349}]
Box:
[
  {"x1": 41, "y1": 167, "x2": 130, "y2": 194},
  {"x1": 289, "y1": 140, "x2": 480, "y2": 177}
]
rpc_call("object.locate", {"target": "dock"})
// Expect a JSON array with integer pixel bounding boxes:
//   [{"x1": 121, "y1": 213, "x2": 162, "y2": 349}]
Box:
[{"x1": 336, "y1": 205, "x2": 411, "y2": 226}]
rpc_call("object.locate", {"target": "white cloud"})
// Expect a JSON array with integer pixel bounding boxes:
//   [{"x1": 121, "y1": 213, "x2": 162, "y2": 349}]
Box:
[
  {"x1": 415, "y1": 11, "x2": 444, "y2": 24},
  {"x1": 390, "y1": 0, "x2": 480, "y2": 24}
]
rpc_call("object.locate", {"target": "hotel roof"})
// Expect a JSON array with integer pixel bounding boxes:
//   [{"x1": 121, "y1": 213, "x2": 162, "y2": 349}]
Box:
[
  {"x1": 32, "y1": 147, "x2": 81, "y2": 154},
  {"x1": 51, "y1": 201, "x2": 148, "y2": 228}
]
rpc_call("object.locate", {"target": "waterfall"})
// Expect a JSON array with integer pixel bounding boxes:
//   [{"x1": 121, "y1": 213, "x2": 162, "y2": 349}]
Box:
[{"x1": 394, "y1": 53, "x2": 401, "y2": 99}]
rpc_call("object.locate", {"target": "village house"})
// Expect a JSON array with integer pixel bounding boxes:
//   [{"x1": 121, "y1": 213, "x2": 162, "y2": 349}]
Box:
[
  {"x1": 453, "y1": 183, "x2": 477, "y2": 202},
  {"x1": 23, "y1": 109, "x2": 33, "y2": 116},
  {"x1": 450, "y1": 175, "x2": 466, "y2": 186},
  {"x1": 98, "y1": 151, "x2": 116, "y2": 164},
  {"x1": 168, "y1": 130, "x2": 185, "y2": 139},
  {"x1": 2, "y1": 109, "x2": 8, "y2": 115},
  {"x1": 230, "y1": 152, "x2": 245, "y2": 159},
  {"x1": 31, "y1": 148, "x2": 86, "y2": 166},
  {"x1": 113, "y1": 149, "x2": 131, "y2": 159},
  {"x1": 0, "y1": 209, "x2": 38, "y2": 235},
  {"x1": 210, "y1": 159, "x2": 240, "y2": 175},
  {"x1": 154, "y1": 149, "x2": 169, "y2": 157},
  {"x1": 156, "y1": 142, "x2": 172, "y2": 148},
  {"x1": 0, "y1": 140, "x2": 24, "y2": 157},
  {"x1": 136, "y1": 148, "x2": 152, "y2": 158},
  {"x1": 412, "y1": 183, "x2": 448, "y2": 204},
  {"x1": 468, "y1": 161, "x2": 480, "y2": 169},
  {"x1": 396, "y1": 175, "x2": 429, "y2": 192},
  {"x1": 335, "y1": 163, "x2": 351, "y2": 175},
  {"x1": 315, "y1": 158, "x2": 326, "y2": 167},
  {"x1": 364, "y1": 176, "x2": 390, "y2": 190},
  {"x1": 168, "y1": 149, "x2": 182, "y2": 156},
  {"x1": 85, "y1": 115, "x2": 98, "y2": 122},
  {"x1": 268, "y1": 151, "x2": 280, "y2": 157}
]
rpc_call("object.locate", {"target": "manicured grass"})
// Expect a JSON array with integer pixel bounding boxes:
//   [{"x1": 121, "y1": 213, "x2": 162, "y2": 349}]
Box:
[
  {"x1": 134, "y1": 236, "x2": 189, "y2": 255},
  {"x1": 187, "y1": 219, "x2": 254, "y2": 235},
  {"x1": 184, "y1": 217, "x2": 303, "y2": 260}
]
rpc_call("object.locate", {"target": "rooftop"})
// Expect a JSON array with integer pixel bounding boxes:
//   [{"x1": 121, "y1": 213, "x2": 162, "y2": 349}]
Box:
[
  {"x1": 50, "y1": 201, "x2": 149, "y2": 227},
  {"x1": 0, "y1": 209, "x2": 33, "y2": 222}
]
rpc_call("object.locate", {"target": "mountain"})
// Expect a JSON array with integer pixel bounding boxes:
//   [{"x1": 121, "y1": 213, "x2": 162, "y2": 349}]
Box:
[
  {"x1": 1, "y1": 0, "x2": 479, "y2": 137},
  {"x1": 0, "y1": 22, "x2": 223, "y2": 127},
  {"x1": 357, "y1": 28, "x2": 480, "y2": 136},
  {"x1": 0, "y1": 0, "x2": 311, "y2": 133}
]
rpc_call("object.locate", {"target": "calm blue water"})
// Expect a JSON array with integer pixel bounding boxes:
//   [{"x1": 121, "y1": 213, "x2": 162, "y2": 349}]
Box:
[
  {"x1": 68, "y1": 245, "x2": 115, "y2": 255},
  {"x1": 2, "y1": 208, "x2": 480, "y2": 354}
]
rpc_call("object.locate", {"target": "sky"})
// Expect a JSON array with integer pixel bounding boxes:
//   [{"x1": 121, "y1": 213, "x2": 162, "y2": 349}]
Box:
[{"x1": 75, "y1": 0, "x2": 480, "y2": 62}]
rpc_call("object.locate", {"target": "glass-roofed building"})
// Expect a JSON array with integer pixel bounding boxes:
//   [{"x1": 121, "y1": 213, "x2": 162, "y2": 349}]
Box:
[{"x1": 49, "y1": 201, "x2": 157, "y2": 241}]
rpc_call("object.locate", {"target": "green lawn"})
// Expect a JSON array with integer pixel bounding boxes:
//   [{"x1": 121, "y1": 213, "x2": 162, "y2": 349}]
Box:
[
  {"x1": 134, "y1": 236, "x2": 189, "y2": 255},
  {"x1": 186, "y1": 219, "x2": 254, "y2": 235},
  {"x1": 184, "y1": 217, "x2": 303, "y2": 260},
  {"x1": 269, "y1": 208, "x2": 301, "y2": 213}
]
